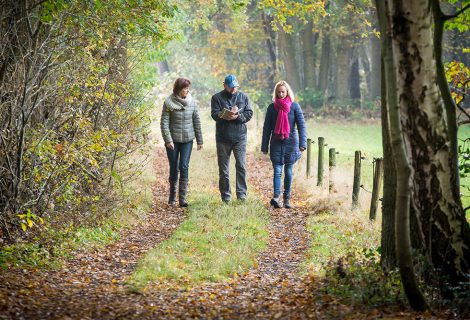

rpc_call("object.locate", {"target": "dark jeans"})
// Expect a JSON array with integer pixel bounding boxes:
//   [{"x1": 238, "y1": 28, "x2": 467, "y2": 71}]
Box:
[
  {"x1": 273, "y1": 163, "x2": 294, "y2": 198},
  {"x1": 166, "y1": 141, "x2": 193, "y2": 181},
  {"x1": 216, "y1": 140, "x2": 247, "y2": 201}
]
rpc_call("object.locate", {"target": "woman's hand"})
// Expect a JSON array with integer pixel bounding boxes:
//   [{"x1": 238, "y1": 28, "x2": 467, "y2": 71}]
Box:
[
  {"x1": 197, "y1": 144, "x2": 203, "y2": 150},
  {"x1": 166, "y1": 142, "x2": 174, "y2": 150}
]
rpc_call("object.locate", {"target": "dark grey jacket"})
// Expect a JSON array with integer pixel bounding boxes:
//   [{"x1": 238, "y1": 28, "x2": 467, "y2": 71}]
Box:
[
  {"x1": 160, "y1": 94, "x2": 203, "y2": 145},
  {"x1": 210, "y1": 90, "x2": 253, "y2": 143}
]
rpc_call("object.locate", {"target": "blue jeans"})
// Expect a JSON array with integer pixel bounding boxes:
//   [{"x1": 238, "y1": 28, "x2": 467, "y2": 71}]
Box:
[
  {"x1": 273, "y1": 163, "x2": 293, "y2": 198},
  {"x1": 166, "y1": 141, "x2": 193, "y2": 181},
  {"x1": 216, "y1": 140, "x2": 247, "y2": 201}
]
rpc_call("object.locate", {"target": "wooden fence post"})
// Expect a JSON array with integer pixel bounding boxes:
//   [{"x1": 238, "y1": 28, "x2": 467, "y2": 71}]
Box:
[
  {"x1": 317, "y1": 137, "x2": 325, "y2": 186},
  {"x1": 329, "y1": 148, "x2": 336, "y2": 192},
  {"x1": 306, "y1": 138, "x2": 312, "y2": 178},
  {"x1": 369, "y1": 158, "x2": 384, "y2": 220},
  {"x1": 352, "y1": 150, "x2": 362, "y2": 209}
]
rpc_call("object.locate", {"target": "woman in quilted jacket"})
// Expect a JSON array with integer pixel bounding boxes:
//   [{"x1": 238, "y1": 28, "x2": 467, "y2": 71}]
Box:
[
  {"x1": 160, "y1": 78, "x2": 203, "y2": 207},
  {"x1": 261, "y1": 80, "x2": 307, "y2": 209}
]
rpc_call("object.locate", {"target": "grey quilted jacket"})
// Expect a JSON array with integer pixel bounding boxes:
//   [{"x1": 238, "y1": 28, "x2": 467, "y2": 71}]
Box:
[{"x1": 160, "y1": 94, "x2": 203, "y2": 145}]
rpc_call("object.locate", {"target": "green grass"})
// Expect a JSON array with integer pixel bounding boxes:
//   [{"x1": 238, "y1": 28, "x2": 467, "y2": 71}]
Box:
[
  {"x1": 307, "y1": 119, "x2": 470, "y2": 212},
  {"x1": 305, "y1": 119, "x2": 382, "y2": 190},
  {"x1": 129, "y1": 191, "x2": 269, "y2": 288},
  {"x1": 0, "y1": 223, "x2": 120, "y2": 269},
  {"x1": 303, "y1": 210, "x2": 380, "y2": 276}
]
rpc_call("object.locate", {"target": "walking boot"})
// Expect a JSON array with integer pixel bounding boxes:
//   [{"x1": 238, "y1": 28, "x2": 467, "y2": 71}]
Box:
[
  {"x1": 270, "y1": 196, "x2": 282, "y2": 209},
  {"x1": 179, "y1": 179, "x2": 189, "y2": 207},
  {"x1": 283, "y1": 193, "x2": 292, "y2": 209},
  {"x1": 168, "y1": 180, "x2": 177, "y2": 207}
]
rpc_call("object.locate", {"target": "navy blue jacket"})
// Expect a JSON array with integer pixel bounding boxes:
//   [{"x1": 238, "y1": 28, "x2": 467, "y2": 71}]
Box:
[
  {"x1": 261, "y1": 102, "x2": 307, "y2": 165},
  {"x1": 211, "y1": 90, "x2": 253, "y2": 143}
]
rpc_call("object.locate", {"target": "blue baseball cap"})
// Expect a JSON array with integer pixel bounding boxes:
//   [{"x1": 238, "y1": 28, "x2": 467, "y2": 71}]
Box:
[{"x1": 224, "y1": 74, "x2": 239, "y2": 88}]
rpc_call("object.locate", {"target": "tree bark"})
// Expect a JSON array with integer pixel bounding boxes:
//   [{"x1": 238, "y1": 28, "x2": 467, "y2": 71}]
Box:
[
  {"x1": 278, "y1": 29, "x2": 301, "y2": 91},
  {"x1": 335, "y1": 36, "x2": 350, "y2": 100},
  {"x1": 349, "y1": 47, "x2": 361, "y2": 101},
  {"x1": 370, "y1": 35, "x2": 381, "y2": 99},
  {"x1": 431, "y1": 0, "x2": 460, "y2": 203},
  {"x1": 301, "y1": 20, "x2": 317, "y2": 90},
  {"x1": 157, "y1": 60, "x2": 169, "y2": 74},
  {"x1": 392, "y1": 0, "x2": 470, "y2": 284},
  {"x1": 380, "y1": 57, "x2": 397, "y2": 270},
  {"x1": 317, "y1": 28, "x2": 331, "y2": 95},
  {"x1": 376, "y1": 0, "x2": 428, "y2": 310},
  {"x1": 262, "y1": 12, "x2": 278, "y2": 90}
]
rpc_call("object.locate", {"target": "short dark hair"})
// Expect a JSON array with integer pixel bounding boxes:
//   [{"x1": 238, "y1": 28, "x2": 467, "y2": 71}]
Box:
[{"x1": 173, "y1": 78, "x2": 191, "y2": 95}]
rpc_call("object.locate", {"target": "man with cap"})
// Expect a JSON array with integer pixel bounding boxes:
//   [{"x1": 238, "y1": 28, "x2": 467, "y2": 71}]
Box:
[{"x1": 211, "y1": 74, "x2": 253, "y2": 203}]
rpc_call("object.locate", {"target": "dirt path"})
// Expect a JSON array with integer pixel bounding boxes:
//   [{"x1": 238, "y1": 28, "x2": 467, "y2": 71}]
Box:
[{"x1": 0, "y1": 147, "x2": 401, "y2": 319}]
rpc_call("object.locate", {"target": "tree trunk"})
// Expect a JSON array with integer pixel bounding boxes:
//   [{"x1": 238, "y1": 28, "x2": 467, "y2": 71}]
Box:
[
  {"x1": 431, "y1": 0, "x2": 460, "y2": 205},
  {"x1": 157, "y1": 60, "x2": 169, "y2": 74},
  {"x1": 380, "y1": 58, "x2": 397, "y2": 270},
  {"x1": 376, "y1": 0, "x2": 428, "y2": 310},
  {"x1": 349, "y1": 47, "x2": 361, "y2": 101},
  {"x1": 301, "y1": 20, "x2": 317, "y2": 90},
  {"x1": 392, "y1": 0, "x2": 470, "y2": 284},
  {"x1": 335, "y1": 37, "x2": 350, "y2": 100},
  {"x1": 370, "y1": 35, "x2": 381, "y2": 99},
  {"x1": 262, "y1": 12, "x2": 278, "y2": 90},
  {"x1": 278, "y1": 29, "x2": 301, "y2": 91},
  {"x1": 317, "y1": 28, "x2": 331, "y2": 95},
  {"x1": 359, "y1": 43, "x2": 371, "y2": 101}
]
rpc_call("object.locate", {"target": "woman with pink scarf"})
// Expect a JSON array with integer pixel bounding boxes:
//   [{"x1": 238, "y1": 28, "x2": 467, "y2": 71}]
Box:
[{"x1": 261, "y1": 81, "x2": 307, "y2": 208}]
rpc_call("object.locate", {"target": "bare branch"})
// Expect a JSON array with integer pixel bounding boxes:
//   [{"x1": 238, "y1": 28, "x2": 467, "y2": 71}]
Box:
[{"x1": 443, "y1": 3, "x2": 470, "y2": 21}]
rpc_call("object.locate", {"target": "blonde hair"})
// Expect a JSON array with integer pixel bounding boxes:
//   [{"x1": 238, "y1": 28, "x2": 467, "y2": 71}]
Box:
[{"x1": 272, "y1": 80, "x2": 295, "y2": 102}]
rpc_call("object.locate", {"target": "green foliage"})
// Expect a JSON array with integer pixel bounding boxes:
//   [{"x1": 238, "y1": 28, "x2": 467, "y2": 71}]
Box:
[
  {"x1": 445, "y1": 61, "x2": 469, "y2": 106},
  {"x1": 322, "y1": 248, "x2": 406, "y2": 307},
  {"x1": 1, "y1": 0, "x2": 176, "y2": 236},
  {"x1": 0, "y1": 223, "x2": 120, "y2": 269},
  {"x1": 258, "y1": 0, "x2": 327, "y2": 31},
  {"x1": 297, "y1": 88, "x2": 324, "y2": 109},
  {"x1": 445, "y1": 0, "x2": 470, "y2": 32},
  {"x1": 459, "y1": 138, "x2": 470, "y2": 179}
]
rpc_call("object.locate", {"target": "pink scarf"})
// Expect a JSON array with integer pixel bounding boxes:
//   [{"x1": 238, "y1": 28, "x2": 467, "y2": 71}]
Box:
[{"x1": 273, "y1": 96, "x2": 292, "y2": 140}]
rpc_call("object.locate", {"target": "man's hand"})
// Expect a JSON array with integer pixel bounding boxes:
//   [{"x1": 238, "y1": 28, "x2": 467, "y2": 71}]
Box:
[
  {"x1": 197, "y1": 144, "x2": 203, "y2": 150},
  {"x1": 166, "y1": 142, "x2": 174, "y2": 150},
  {"x1": 226, "y1": 112, "x2": 239, "y2": 120},
  {"x1": 300, "y1": 147, "x2": 306, "y2": 152}
]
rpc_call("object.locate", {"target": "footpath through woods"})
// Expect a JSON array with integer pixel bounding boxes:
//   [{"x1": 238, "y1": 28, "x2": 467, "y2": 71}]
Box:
[
  {"x1": 1, "y1": 146, "x2": 423, "y2": 319},
  {"x1": 0, "y1": 147, "x2": 320, "y2": 319}
]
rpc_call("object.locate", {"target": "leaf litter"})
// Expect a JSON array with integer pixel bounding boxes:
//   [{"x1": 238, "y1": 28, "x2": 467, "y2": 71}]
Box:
[{"x1": 0, "y1": 148, "x2": 447, "y2": 319}]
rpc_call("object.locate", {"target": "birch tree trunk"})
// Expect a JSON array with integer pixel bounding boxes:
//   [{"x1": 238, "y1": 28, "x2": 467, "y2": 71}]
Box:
[{"x1": 390, "y1": 0, "x2": 470, "y2": 283}]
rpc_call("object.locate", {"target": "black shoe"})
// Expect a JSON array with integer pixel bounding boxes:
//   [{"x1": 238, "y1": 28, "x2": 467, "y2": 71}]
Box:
[
  {"x1": 237, "y1": 196, "x2": 246, "y2": 202},
  {"x1": 270, "y1": 197, "x2": 282, "y2": 209},
  {"x1": 222, "y1": 198, "x2": 231, "y2": 204},
  {"x1": 283, "y1": 194, "x2": 292, "y2": 209}
]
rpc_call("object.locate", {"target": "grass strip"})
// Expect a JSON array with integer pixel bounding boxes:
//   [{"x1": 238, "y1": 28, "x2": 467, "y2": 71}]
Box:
[{"x1": 130, "y1": 190, "x2": 269, "y2": 288}]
